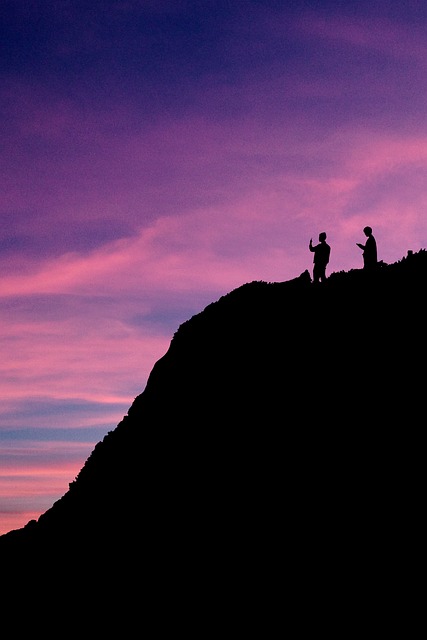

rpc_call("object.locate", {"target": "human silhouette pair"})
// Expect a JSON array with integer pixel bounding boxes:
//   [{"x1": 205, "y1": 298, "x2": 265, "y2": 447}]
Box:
[{"x1": 309, "y1": 227, "x2": 378, "y2": 283}]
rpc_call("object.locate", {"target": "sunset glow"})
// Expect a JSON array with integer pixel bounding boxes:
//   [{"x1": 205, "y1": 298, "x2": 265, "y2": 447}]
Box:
[{"x1": 1, "y1": 0, "x2": 427, "y2": 535}]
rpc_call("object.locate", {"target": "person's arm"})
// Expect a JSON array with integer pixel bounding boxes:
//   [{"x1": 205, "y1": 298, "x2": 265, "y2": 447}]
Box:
[
  {"x1": 309, "y1": 239, "x2": 314, "y2": 252},
  {"x1": 356, "y1": 243, "x2": 365, "y2": 250}
]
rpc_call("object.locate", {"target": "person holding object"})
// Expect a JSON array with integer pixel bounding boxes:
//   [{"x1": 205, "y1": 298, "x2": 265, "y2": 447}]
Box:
[
  {"x1": 357, "y1": 226, "x2": 377, "y2": 270},
  {"x1": 309, "y1": 232, "x2": 331, "y2": 283}
]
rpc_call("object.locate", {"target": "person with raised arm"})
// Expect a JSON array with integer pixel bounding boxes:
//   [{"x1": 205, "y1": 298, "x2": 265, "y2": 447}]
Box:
[{"x1": 309, "y1": 232, "x2": 331, "y2": 284}]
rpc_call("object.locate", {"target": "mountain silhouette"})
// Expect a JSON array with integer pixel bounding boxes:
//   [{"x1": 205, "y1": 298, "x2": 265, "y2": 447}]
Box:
[{"x1": 1, "y1": 250, "x2": 424, "y2": 627}]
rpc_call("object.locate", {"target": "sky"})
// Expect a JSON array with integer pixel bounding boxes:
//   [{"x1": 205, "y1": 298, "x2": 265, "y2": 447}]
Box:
[{"x1": 1, "y1": 0, "x2": 427, "y2": 535}]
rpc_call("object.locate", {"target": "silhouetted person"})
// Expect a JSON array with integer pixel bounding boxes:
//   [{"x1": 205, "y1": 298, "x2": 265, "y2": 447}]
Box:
[
  {"x1": 357, "y1": 226, "x2": 377, "y2": 270},
  {"x1": 309, "y1": 232, "x2": 331, "y2": 283}
]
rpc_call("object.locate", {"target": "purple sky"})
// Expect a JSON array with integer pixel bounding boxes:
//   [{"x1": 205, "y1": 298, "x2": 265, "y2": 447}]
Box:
[{"x1": 1, "y1": 0, "x2": 427, "y2": 534}]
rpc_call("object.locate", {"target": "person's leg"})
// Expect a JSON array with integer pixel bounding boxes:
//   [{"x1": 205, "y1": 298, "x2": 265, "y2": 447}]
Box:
[
  {"x1": 315, "y1": 265, "x2": 326, "y2": 282},
  {"x1": 313, "y1": 264, "x2": 320, "y2": 283}
]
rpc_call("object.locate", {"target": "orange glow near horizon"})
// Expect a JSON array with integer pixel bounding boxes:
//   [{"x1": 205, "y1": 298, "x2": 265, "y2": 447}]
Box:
[{"x1": 0, "y1": 448, "x2": 94, "y2": 535}]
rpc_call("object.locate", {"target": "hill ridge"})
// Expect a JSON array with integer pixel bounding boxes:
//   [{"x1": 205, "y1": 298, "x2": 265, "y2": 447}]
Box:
[
  {"x1": 1, "y1": 247, "x2": 425, "y2": 543},
  {"x1": 1, "y1": 249, "x2": 425, "y2": 615}
]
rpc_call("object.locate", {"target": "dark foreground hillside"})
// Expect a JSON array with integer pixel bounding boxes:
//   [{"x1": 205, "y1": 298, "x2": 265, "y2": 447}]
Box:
[{"x1": 1, "y1": 250, "x2": 425, "y2": 627}]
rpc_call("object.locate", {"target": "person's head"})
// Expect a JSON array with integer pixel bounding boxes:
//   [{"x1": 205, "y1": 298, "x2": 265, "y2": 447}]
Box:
[
  {"x1": 363, "y1": 226, "x2": 372, "y2": 237},
  {"x1": 319, "y1": 232, "x2": 327, "y2": 242}
]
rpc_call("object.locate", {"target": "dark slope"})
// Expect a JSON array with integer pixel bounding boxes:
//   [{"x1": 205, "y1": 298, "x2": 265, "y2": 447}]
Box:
[{"x1": 1, "y1": 251, "x2": 425, "y2": 624}]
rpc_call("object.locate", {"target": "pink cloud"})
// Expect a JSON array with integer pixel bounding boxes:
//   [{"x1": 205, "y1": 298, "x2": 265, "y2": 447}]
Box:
[{"x1": 2, "y1": 123, "x2": 426, "y2": 297}]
